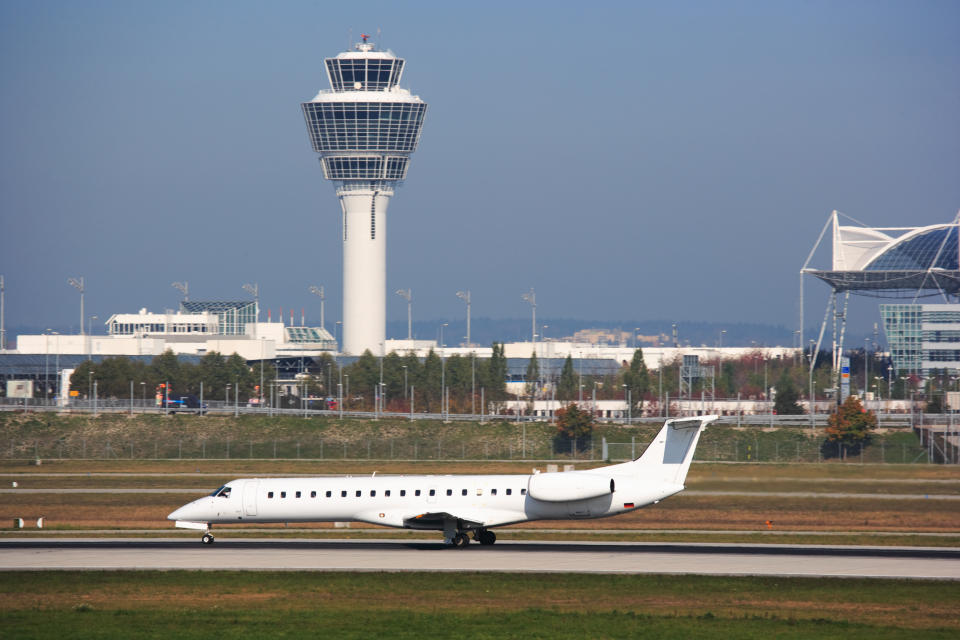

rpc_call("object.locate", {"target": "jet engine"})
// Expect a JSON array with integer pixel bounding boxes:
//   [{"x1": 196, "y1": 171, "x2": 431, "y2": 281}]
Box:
[{"x1": 527, "y1": 472, "x2": 615, "y2": 502}]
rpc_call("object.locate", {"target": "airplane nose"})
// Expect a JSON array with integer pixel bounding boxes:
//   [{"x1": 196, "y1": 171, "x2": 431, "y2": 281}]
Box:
[{"x1": 167, "y1": 506, "x2": 186, "y2": 521}]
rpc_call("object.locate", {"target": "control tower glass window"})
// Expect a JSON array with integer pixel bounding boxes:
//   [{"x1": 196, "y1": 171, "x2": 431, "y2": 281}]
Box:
[
  {"x1": 302, "y1": 102, "x2": 427, "y2": 153},
  {"x1": 326, "y1": 59, "x2": 405, "y2": 92}
]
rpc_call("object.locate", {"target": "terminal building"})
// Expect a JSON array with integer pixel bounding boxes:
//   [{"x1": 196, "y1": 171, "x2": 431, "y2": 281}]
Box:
[
  {"x1": 881, "y1": 304, "x2": 960, "y2": 378},
  {"x1": 13, "y1": 301, "x2": 336, "y2": 361},
  {"x1": 805, "y1": 211, "x2": 960, "y2": 380}
]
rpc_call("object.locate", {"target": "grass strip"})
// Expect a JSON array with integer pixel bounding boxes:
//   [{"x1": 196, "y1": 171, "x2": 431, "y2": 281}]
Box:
[{"x1": 1, "y1": 571, "x2": 957, "y2": 638}]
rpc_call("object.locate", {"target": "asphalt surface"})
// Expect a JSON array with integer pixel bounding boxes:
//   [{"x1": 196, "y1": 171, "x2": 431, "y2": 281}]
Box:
[{"x1": 2, "y1": 538, "x2": 958, "y2": 578}]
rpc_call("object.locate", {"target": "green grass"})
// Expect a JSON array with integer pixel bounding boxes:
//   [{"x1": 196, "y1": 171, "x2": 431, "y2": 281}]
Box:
[
  {"x1": 1, "y1": 571, "x2": 957, "y2": 639},
  {"x1": 0, "y1": 411, "x2": 935, "y2": 464}
]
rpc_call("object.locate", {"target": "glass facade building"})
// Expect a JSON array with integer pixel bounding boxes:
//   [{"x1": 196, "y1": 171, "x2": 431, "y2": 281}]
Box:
[
  {"x1": 865, "y1": 226, "x2": 959, "y2": 271},
  {"x1": 179, "y1": 301, "x2": 258, "y2": 336},
  {"x1": 881, "y1": 303, "x2": 960, "y2": 377}
]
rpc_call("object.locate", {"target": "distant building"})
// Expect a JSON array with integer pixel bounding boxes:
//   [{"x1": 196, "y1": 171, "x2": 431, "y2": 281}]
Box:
[{"x1": 881, "y1": 303, "x2": 960, "y2": 377}]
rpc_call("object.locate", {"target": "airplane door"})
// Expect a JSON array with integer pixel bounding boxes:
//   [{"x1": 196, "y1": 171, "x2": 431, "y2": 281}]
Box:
[{"x1": 243, "y1": 480, "x2": 259, "y2": 516}]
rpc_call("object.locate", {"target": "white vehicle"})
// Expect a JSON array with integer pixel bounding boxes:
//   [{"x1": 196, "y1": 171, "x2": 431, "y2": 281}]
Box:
[{"x1": 168, "y1": 416, "x2": 716, "y2": 547}]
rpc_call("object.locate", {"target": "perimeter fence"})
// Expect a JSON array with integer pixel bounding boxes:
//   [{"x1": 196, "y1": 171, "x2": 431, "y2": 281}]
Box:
[{"x1": 4, "y1": 428, "x2": 941, "y2": 464}]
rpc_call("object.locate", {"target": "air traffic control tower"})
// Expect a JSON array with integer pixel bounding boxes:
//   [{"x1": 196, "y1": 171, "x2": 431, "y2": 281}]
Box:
[{"x1": 301, "y1": 35, "x2": 427, "y2": 355}]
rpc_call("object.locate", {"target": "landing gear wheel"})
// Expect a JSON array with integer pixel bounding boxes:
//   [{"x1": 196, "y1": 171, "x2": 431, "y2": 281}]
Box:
[
  {"x1": 201, "y1": 533, "x2": 215, "y2": 545},
  {"x1": 452, "y1": 533, "x2": 469, "y2": 548},
  {"x1": 478, "y1": 530, "x2": 496, "y2": 545}
]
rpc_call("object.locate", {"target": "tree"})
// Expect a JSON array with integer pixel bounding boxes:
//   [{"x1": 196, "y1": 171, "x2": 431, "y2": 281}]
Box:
[
  {"x1": 525, "y1": 351, "x2": 540, "y2": 397},
  {"x1": 486, "y1": 342, "x2": 508, "y2": 400},
  {"x1": 421, "y1": 349, "x2": 442, "y2": 412},
  {"x1": 554, "y1": 403, "x2": 594, "y2": 454},
  {"x1": 622, "y1": 348, "x2": 649, "y2": 410},
  {"x1": 773, "y1": 372, "x2": 804, "y2": 415},
  {"x1": 558, "y1": 355, "x2": 577, "y2": 400},
  {"x1": 824, "y1": 395, "x2": 877, "y2": 459}
]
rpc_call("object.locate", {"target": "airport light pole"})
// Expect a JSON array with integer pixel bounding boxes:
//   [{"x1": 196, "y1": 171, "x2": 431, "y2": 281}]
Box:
[
  {"x1": 440, "y1": 323, "x2": 448, "y2": 418},
  {"x1": 53, "y1": 332, "x2": 59, "y2": 405},
  {"x1": 68, "y1": 277, "x2": 84, "y2": 335},
  {"x1": 172, "y1": 281, "x2": 188, "y2": 301},
  {"x1": 864, "y1": 338, "x2": 870, "y2": 397},
  {"x1": 396, "y1": 289, "x2": 412, "y2": 340},
  {"x1": 521, "y1": 288, "x2": 536, "y2": 344},
  {"x1": 0, "y1": 274, "x2": 5, "y2": 351},
  {"x1": 456, "y1": 290, "x2": 471, "y2": 346},
  {"x1": 309, "y1": 285, "x2": 325, "y2": 329},
  {"x1": 242, "y1": 283, "x2": 259, "y2": 322},
  {"x1": 44, "y1": 330, "x2": 50, "y2": 403},
  {"x1": 87, "y1": 315, "x2": 97, "y2": 363}
]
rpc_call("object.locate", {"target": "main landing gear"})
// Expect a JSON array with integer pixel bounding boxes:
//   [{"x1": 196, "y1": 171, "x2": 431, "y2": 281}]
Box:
[
  {"x1": 475, "y1": 529, "x2": 496, "y2": 546},
  {"x1": 447, "y1": 528, "x2": 497, "y2": 548}
]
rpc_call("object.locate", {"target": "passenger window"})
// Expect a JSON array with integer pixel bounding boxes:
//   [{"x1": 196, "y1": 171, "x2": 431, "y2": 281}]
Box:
[
  {"x1": 296, "y1": 491, "x2": 301, "y2": 498},
  {"x1": 370, "y1": 490, "x2": 376, "y2": 497},
  {"x1": 281, "y1": 491, "x2": 287, "y2": 498},
  {"x1": 461, "y1": 489, "x2": 468, "y2": 496},
  {"x1": 385, "y1": 490, "x2": 391, "y2": 497},
  {"x1": 311, "y1": 491, "x2": 317, "y2": 498},
  {"x1": 491, "y1": 489, "x2": 497, "y2": 495},
  {"x1": 446, "y1": 489, "x2": 452, "y2": 496},
  {"x1": 356, "y1": 490, "x2": 361, "y2": 497},
  {"x1": 341, "y1": 490, "x2": 347, "y2": 497},
  {"x1": 521, "y1": 488, "x2": 526, "y2": 495},
  {"x1": 268, "y1": 491, "x2": 274, "y2": 498},
  {"x1": 326, "y1": 491, "x2": 332, "y2": 498},
  {"x1": 429, "y1": 489, "x2": 435, "y2": 497},
  {"x1": 415, "y1": 489, "x2": 421, "y2": 496},
  {"x1": 476, "y1": 489, "x2": 483, "y2": 496},
  {"x1": 400, "y1": 490, "x2": 406, "y2": 497},
  {"x1": 506, "y1": 489, "x2": 512, "y2": 496}
]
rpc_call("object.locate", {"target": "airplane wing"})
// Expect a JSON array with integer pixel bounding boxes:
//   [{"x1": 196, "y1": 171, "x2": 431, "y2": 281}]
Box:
[{"x1": 402, "y1": 511, "x2": 485, "y2": 531}]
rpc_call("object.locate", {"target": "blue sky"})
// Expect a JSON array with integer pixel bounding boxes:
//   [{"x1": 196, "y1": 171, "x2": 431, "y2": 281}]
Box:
[{"x1": 1, "y1": 0, "x2": 958, "y2": 339}]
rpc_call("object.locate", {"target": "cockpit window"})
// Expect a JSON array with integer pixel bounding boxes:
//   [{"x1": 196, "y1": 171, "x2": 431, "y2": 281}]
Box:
[{"x1": 210, "y1": 486, "x2": 231, "y2": 498}]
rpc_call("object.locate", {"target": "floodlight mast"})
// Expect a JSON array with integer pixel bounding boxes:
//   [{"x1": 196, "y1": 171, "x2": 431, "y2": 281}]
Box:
[
  {"x1": 301, "y1": 37, "x2": 427, "y2": 356},
  {"x1": 309, "y1": 286, "x2": 325, "y2": 329},
  {"x1": 172, "y1": 281, "x2": 189, "y2": 301},
  {"x1": 68, "y1": 277, "x2": 84, "y2": 335},
  {"x1": 522, "y1": 288, "x2": 536, "y2": 344},
  {"x1": 456, "y1": 290, "x2": 471, "y2": 346},
  {"x1": 0, "y1": 274, "x2": 5, "y2": 351},
  {"x1": 396, "y1": 288, "x2": 412, "y2": 340},
  {"x1": 242, "y1": 283, "x2": 259, "y2": 320}
]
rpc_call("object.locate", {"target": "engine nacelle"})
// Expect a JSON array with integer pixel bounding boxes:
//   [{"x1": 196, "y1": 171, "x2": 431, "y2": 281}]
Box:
[{"x1": 527, "y1": 472, "x2": 615, "y2": 502}]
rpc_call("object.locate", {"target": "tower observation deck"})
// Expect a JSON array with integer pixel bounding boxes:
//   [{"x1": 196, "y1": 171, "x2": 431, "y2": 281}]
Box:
[{"x1": 301, "y1": 36, "x2": 427, "y2": 355}]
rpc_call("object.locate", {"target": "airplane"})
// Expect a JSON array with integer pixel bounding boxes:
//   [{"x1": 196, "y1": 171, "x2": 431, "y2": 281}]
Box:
[{"x1": 168, "y1": 415, "x2": 716, "y2": 547}]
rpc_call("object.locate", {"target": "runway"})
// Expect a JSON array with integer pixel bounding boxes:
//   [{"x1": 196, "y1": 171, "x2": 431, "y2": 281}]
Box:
[{"x1": 2, "y1": 538, "x2": 959, "y2": 579}]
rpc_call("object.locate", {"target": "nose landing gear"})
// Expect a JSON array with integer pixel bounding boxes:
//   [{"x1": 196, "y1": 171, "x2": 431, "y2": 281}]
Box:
[{"x1": 201, "y1": 533, "x2": 215, "y2": 545}]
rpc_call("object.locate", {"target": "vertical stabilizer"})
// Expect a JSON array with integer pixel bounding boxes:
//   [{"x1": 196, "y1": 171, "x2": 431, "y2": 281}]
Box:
[{"x1": 632, "y1": 416, "x2": 716, "y2": 487}]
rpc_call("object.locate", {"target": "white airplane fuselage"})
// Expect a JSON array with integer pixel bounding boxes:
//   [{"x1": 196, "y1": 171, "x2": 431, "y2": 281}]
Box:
[{"x1": 168, "y1": 416, "x2": 716, "y2": 546}]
